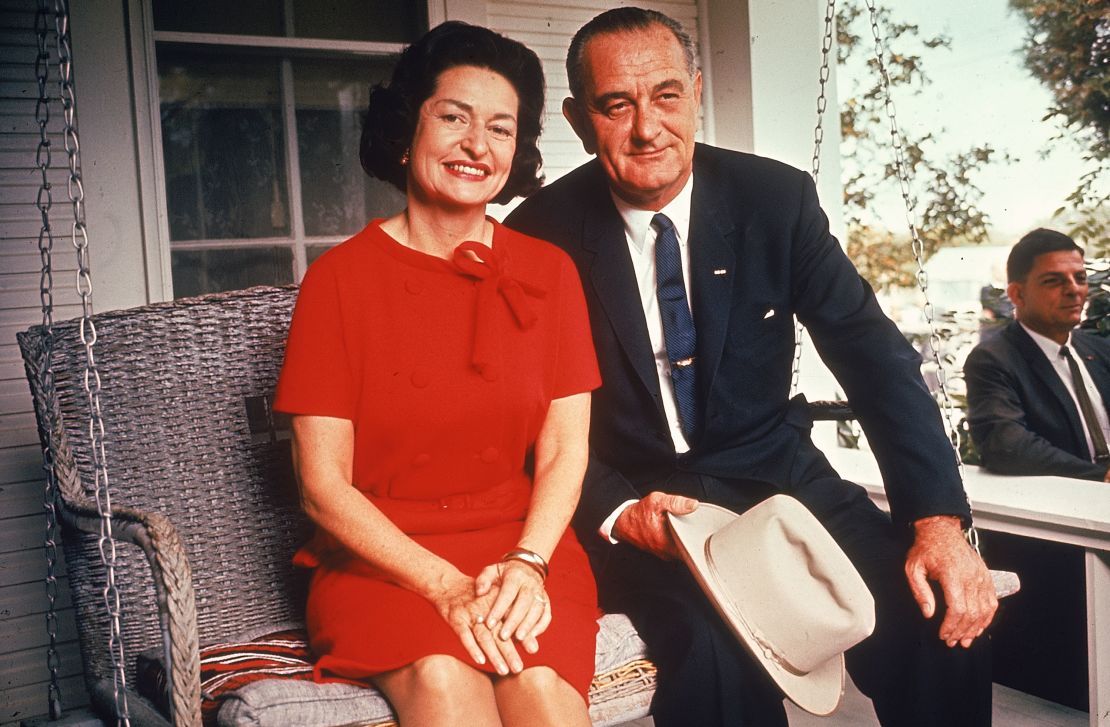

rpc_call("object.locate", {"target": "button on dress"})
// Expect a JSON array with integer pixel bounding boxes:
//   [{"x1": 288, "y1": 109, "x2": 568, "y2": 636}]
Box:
[{"x1": 275, "y1": 219, "x2": 601, "y2": 698}]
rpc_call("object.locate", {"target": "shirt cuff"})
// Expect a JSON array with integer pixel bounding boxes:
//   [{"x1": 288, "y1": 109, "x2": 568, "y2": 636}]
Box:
[{"x1": 599, "y1": 499, "x2": 639, "y2": 544}]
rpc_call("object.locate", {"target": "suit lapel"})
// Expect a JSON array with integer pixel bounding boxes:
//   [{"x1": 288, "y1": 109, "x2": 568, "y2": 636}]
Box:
[
  {"x1": 687, "y1": 165, "x2": 738, "y2": 405},
  {"x1": 1007, "y1": 322, "x2": 1088, "y2": 447},
  {"x1": 576, "y1": 155, "x2": 740, "y2": 432},
  {"x1": 580, "y1": 186, "x2": 665, "y2": 408}
]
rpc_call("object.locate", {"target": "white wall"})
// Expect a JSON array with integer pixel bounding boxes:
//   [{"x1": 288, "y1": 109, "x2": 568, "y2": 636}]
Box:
[
  {"x1": 68, "y1": 0, "x2": 161, "y2": 311},
  {"x1": 717, "y1": 0, "x2": 846, "y2": 403},
  {"x1": 745, "y1": 0, "x2": 844, "y2": 232}
]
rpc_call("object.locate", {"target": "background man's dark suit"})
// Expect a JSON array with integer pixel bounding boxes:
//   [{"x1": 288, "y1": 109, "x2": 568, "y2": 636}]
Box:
[
  {"x1": 506, "y1": 143, "x2": 990, "y2": 726},
  {"x1": 965, "y1": 318, "x2": 1110, "y2": 709},
  {"x1": 966, "y1": 319, "x2": 1110, "y2": 480}
]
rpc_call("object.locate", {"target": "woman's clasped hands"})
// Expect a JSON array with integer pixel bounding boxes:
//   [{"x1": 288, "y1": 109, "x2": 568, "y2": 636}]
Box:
[
  {"x1": 477, "y1": 558, "x2": 551, "y2": 651},
  {"x1": 433, "y1": 558, "x2": 550, "y2": 676}
]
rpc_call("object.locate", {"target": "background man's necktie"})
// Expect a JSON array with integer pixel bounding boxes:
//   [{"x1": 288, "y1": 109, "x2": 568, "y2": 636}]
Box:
[
  {"x1": 1060, "y1": 344, "x2": 1110, "y2": 463},
  {"x1": 653, "y1": 213, "x2": 699, "y2": 438}
]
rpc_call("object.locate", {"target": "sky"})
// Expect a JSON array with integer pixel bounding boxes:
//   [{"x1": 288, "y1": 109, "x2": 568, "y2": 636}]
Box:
[{"x1": 842, "y1": 0, "x2": 1099, "y2": 242}]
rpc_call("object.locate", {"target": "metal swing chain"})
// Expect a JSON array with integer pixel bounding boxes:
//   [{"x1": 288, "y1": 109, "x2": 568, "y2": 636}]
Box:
[
  {"x1": 810, "y1": 0, "x2": 836, "y2": 187},
  {"x1": 790, "y1": 0, "x2": 838, "y2": 397},
  {"x1": 52, "y1": 1, "x2": 132, "y2": 722},
  {"x1": 863, "y1": 0, "x2": 979, "y2": 552},
  {"x1": 33, "y1": 0, "x2": 62, "y2": 718}
]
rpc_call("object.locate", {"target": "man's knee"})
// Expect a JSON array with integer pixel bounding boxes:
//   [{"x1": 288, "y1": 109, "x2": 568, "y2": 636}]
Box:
[{"x1": 637, "y1": 591, "x2": 730, "y2": 668}]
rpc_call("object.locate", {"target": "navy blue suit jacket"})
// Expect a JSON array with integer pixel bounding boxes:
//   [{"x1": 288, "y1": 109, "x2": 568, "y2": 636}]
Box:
[
  {"x1": 505, "y1": 144, "x2": 969, "y2": 536},
  {"x1": 965, "y1": 320, "x2": 1110, "y2": 481}
]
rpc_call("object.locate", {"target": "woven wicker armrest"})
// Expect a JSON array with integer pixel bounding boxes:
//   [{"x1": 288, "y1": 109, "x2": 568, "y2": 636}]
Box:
[
  {"x1": 56, "y1": 491, "x2": 203, "y2": 727},
  {"x1": 18, "y1": 323, "x2": 202, "y2": 725}
]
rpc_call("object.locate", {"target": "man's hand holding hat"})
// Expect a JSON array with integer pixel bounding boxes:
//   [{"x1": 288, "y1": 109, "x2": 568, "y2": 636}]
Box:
[{"x1": 612, "y1": 491, "x2": 699, "y2": 560}]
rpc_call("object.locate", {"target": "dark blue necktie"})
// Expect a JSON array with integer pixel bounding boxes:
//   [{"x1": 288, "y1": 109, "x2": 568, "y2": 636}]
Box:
[{"x1": 653, "y1": 213, "x2": 698, "y2": 438}]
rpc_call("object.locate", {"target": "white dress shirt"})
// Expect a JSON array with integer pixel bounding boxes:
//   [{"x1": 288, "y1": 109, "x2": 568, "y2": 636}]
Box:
[
  {"x1": 1020, "y1": 322, "x2": 1110, "y2": 461},
  {"x1": 598, "y1": 175, "x2": 696, "y2": 542}
]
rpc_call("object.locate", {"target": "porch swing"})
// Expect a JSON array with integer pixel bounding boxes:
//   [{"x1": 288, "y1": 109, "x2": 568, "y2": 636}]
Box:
[{"x1": 19, "y1": 2, "x2": 1012, "y2": 727}]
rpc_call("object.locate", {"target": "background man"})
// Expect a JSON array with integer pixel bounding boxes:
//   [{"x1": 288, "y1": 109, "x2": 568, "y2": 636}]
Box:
[
  {"x1": 506, "y1": 7, "x2": 996, "y2": 726},
  {"x1": 965, "y1": 228, "x2": 1110, "y2": 481},
  {"x1": 964, "y1": 227, "x2": 1105, "y2": 710}
]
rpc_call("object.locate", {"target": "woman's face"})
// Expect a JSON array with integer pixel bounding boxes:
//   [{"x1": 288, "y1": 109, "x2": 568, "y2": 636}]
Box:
[{"x1": 407, "y1": 65, "x2": 519, "y2": 211}]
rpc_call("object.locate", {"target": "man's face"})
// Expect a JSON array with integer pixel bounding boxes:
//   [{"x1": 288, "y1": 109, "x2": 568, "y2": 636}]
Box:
[
  {"x1": 1008, "y1": 250, "x2": 1088, "y2": 341},
  {"x1": 564, "y1": 24, "x2": 701, "y2": 210}
]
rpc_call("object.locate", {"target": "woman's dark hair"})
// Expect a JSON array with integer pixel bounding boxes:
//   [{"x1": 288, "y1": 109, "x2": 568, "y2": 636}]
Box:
[{"x1": 360, "y1": 21, "x2": 545, "y2": 205}]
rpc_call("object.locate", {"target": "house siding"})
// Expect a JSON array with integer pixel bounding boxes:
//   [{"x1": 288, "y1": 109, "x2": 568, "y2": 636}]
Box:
[{"x1": 1, "y1": 0, "x2": 89, "y2": 724}]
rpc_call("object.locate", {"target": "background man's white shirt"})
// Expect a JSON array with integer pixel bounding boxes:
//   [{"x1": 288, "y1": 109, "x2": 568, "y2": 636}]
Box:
[{"x1": 1020, "y1": 321, "x2": 1110, "y2": 460}]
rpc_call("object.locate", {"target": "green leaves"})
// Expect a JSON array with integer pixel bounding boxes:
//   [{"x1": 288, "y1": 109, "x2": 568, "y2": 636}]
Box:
[
  {"x1": 1008, "y1": 0, "x2": 1109, "y2": 251},
  {"x1": 838, "y1": 0, "x2": 1002, "y2": 290},
  {"x1": 1009, "y1": 0, "x2": 1109, "y2": 160}
]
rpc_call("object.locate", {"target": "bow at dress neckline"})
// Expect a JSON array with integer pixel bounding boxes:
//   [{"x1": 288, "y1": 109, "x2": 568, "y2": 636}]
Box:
[{"x1": 451, "y1": 240, "x2": 545, "y2": 378}]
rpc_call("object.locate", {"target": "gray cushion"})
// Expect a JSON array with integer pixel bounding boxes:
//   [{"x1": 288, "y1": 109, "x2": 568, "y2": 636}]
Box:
[{"x1": 217, "y1": 613, "x2": 655, "y2": 727}]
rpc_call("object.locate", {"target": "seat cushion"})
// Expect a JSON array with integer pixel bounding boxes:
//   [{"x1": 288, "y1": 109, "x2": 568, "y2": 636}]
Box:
[{"x1": 136, "y1": 614, "x2": 656, "y2": 727}]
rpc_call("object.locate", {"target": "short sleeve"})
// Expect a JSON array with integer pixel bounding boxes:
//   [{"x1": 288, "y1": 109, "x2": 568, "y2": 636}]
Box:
[
  {"x1": 274, "y1": 262, "x2": 357, "y2": 419},
  {"x1": 552, "y1": 253, "x2": 601, "y2": 399}
]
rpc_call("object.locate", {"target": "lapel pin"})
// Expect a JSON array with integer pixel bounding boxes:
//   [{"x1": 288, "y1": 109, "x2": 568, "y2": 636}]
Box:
[
  {"x1": 713, "y1": 268, "x2": 728, "y2": 276},
  {"x1": 764, "y1": 309, "x2": 775, "y2": 319}
]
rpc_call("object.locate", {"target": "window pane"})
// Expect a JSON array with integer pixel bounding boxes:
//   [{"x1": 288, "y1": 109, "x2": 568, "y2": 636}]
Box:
[
  {"x1": 152, "y1": 0, "x2": 283, "y2": 36},
  {"x1": 158, "y1": 49, "x2": 289, "y2": 241},
  {"x1": 171, "y1": 247, "x2": 294, "y2": 298},
  {"x1": 295, "y1": 58, "x2": 405, "y2": 237},
  {"x1": 292, "y1": 0, "x2": 425, "y2": 42},
  {"x1": 307, "y1": 244, "x2": 335, "y2": 266}
]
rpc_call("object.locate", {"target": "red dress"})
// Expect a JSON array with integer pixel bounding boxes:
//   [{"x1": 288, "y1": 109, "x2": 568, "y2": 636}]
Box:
[{"x1": 274, "y1": 219, "x2": 601, "y2": 699}]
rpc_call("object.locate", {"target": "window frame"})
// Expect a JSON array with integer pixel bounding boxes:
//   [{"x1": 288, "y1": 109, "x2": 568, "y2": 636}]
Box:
[{"x1": 129, "y1": 0, "x2": 445, "y2": 299}]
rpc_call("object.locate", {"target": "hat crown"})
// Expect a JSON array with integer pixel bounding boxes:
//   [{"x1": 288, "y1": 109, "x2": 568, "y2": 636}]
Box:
[
  {"x1": 668, "y1": 496, "x2": 877, "y2": 715},
  {"x1": 704, "y1": 499, "x2": 876, "y2": 674}
]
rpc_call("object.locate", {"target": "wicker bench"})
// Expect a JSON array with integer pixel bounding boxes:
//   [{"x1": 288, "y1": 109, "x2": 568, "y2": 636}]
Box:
[{"x1": 18, "y1": 286, "x2": 657, "y2": 727}]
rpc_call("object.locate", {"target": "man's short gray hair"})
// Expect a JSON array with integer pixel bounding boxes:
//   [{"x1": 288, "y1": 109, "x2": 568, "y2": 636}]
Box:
[{"x1": 566, "y1": 7, "x2": 698, "y2": 101}]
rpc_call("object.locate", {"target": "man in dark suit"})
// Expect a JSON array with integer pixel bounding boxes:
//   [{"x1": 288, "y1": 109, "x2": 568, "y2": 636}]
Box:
[
  {"x1": 966, "y1": 229, "x2": 1110, "y2": 481},
  {"x1": 505, "y1": 8, "x2": 995, "y2": 726},
  {"x1": 964, "y1": 228, "x2": 1107, "y2": 710}
]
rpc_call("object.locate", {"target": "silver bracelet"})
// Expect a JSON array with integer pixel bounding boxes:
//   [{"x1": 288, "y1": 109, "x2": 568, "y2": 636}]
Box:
[{"x1": 501, "y1": 547, "x2": 549, "y2": 580}]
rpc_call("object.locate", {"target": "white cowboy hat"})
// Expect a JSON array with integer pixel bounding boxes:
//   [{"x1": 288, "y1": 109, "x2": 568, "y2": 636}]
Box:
[{"x1": 666, "y1": 495, "x2": 876, "y2": 715}]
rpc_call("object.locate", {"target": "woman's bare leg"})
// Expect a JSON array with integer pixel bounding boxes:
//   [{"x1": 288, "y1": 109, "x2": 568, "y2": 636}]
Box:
[
  {"x1": 493, "y1": 665, "x2": 591, "y2": 727},
  {"x1": 374, "y1": 654, "x2": 501, "y2": 727}
]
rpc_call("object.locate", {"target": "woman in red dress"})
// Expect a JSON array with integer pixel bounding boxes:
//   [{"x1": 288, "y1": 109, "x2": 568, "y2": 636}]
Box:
[{"x1": 274, "y1": 22, "x2": 600, "y2": 727}]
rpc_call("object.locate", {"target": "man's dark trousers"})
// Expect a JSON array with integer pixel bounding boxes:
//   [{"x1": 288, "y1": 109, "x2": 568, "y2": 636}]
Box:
[{"x1": 584, "y1": 469, "x2": 992, "y2": 727}]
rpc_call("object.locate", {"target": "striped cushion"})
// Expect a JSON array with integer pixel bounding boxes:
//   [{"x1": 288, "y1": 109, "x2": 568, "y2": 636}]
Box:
[{"x1": 137, "y1": 629, "x2": 363, "y2": 726}]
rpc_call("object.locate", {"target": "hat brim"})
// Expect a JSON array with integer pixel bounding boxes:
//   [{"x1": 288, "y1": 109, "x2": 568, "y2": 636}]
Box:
[{"x1": 668, "y1": 503, "x2": 845, "y2": 716}]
